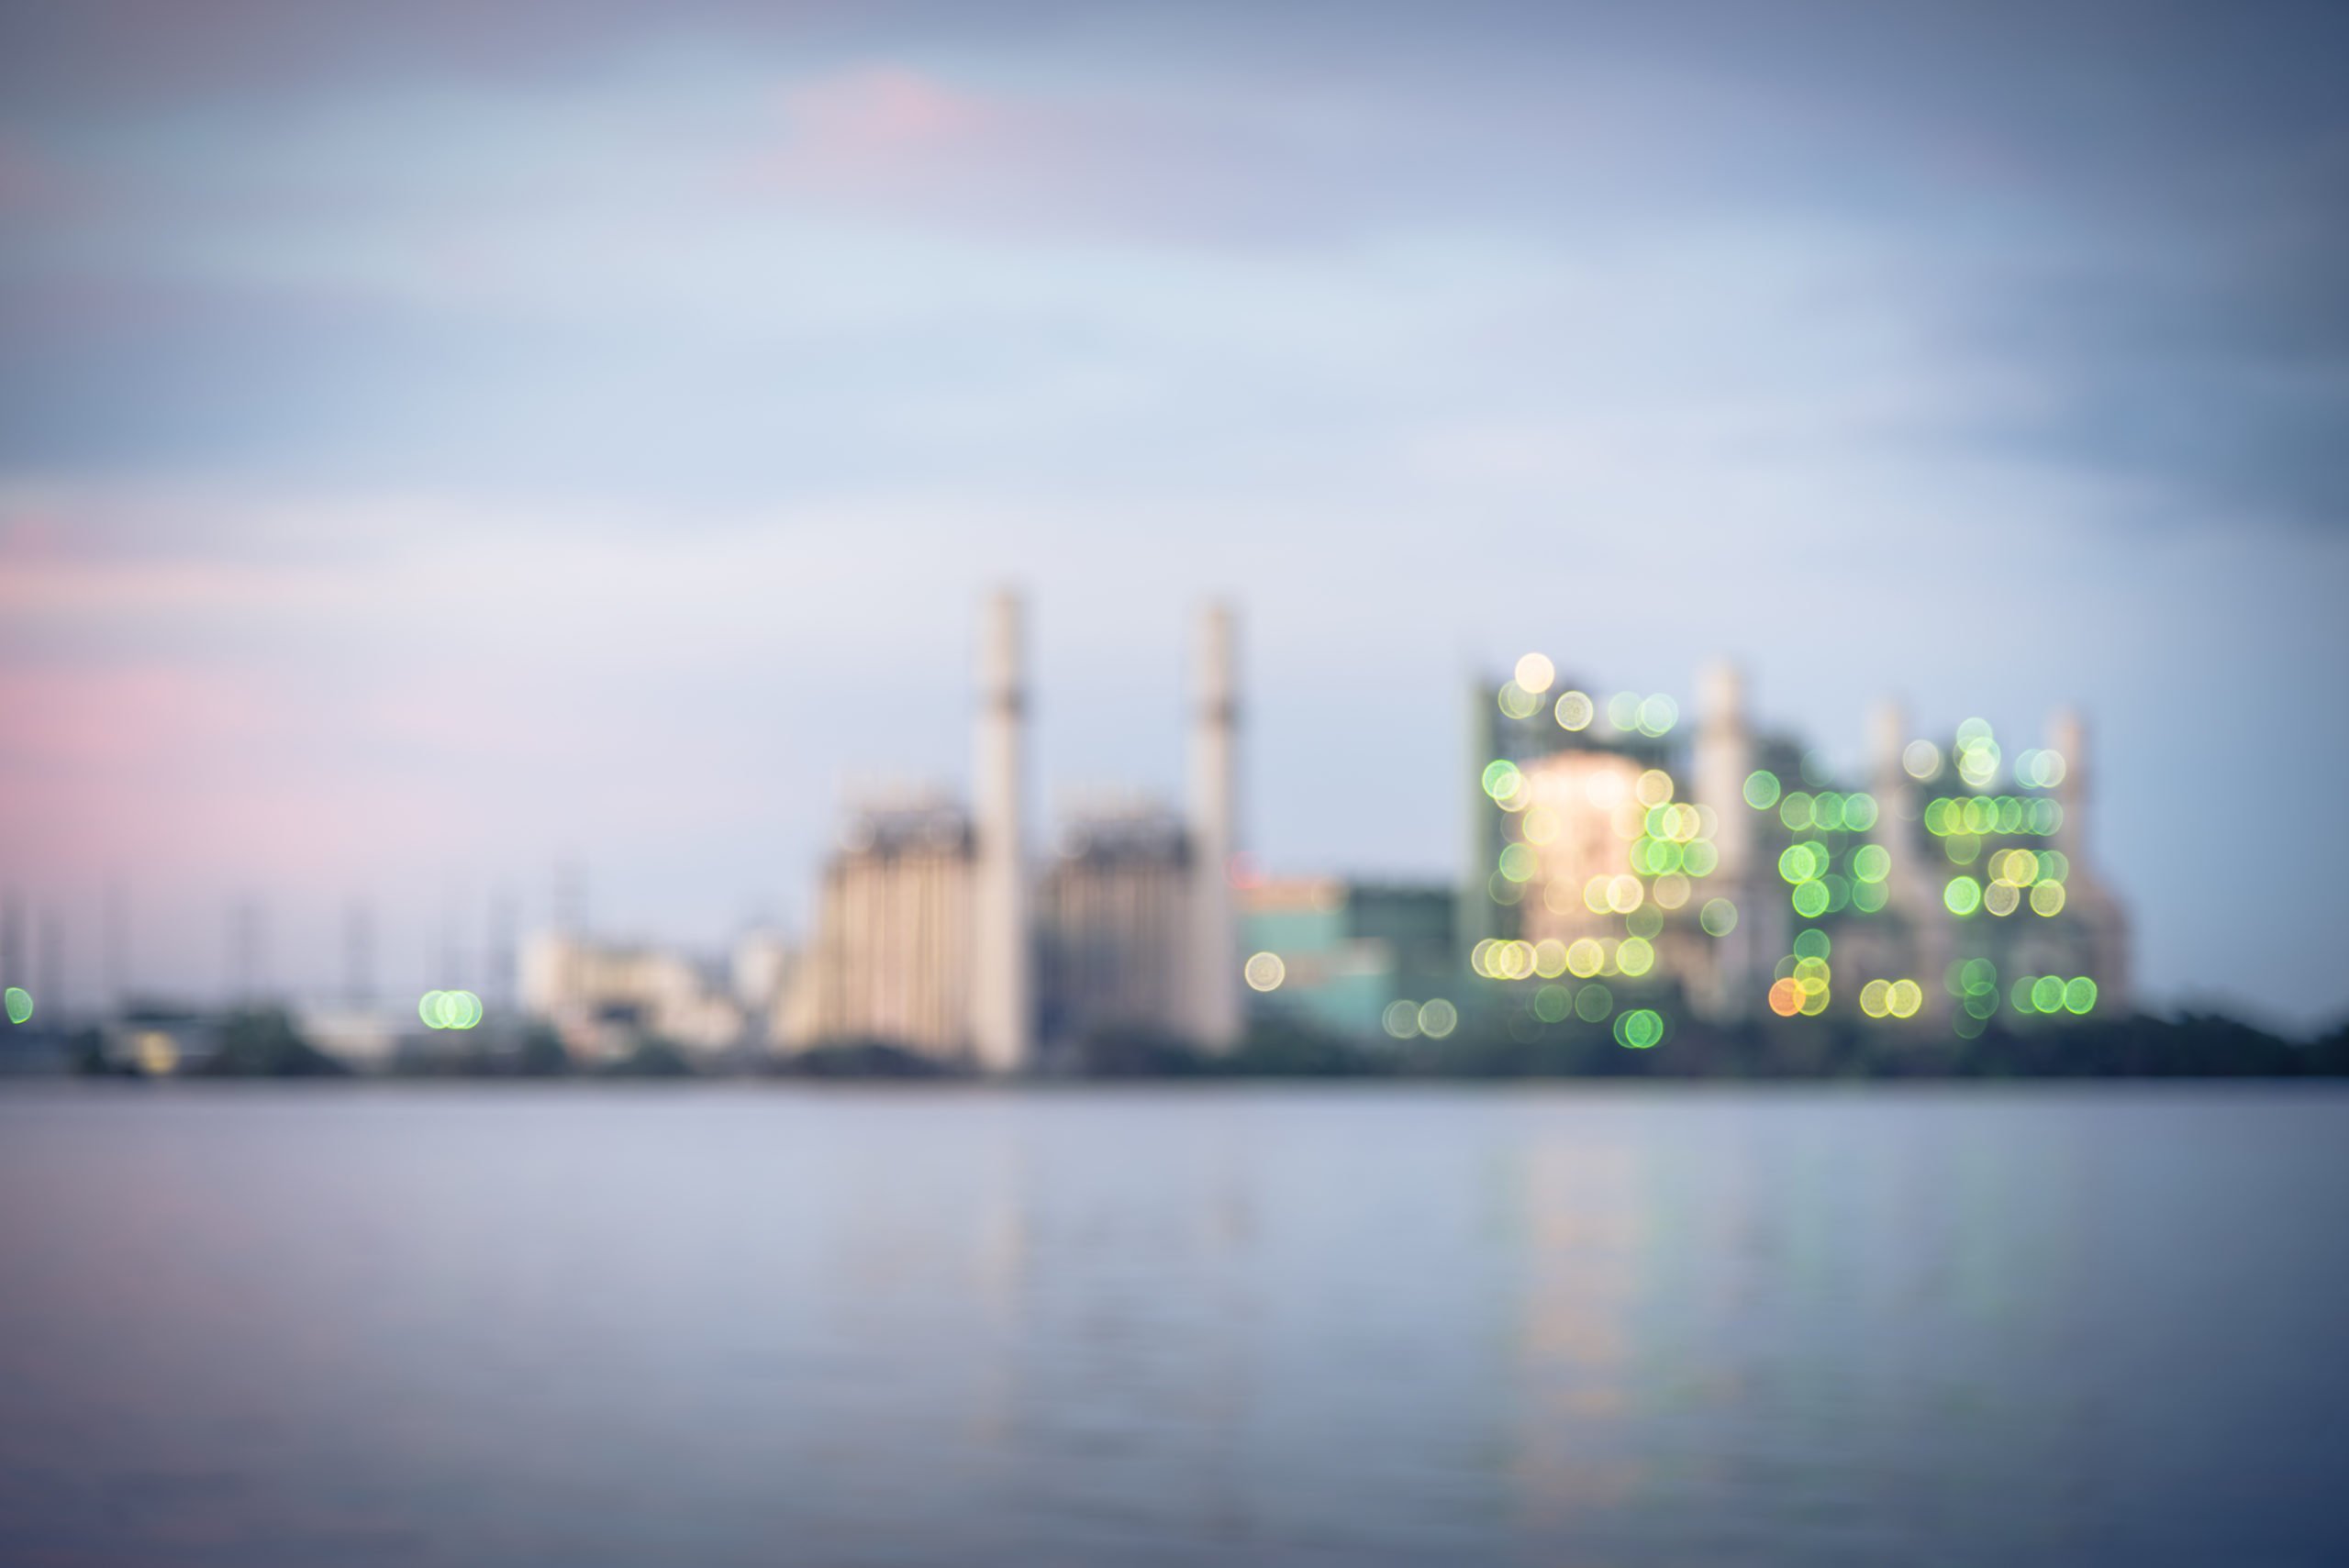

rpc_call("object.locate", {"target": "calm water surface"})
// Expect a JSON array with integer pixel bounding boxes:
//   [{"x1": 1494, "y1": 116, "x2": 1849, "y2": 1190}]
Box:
[{"x1": 1, "y1": 1084, "x2": 2344, "y2": 1566}]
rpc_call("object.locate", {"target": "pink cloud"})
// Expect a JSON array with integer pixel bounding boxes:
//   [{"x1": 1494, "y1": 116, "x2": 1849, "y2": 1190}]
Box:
[
  {"x1": 740, "y1": 62, "x2": 1340, "y2": 244},
  {"x1": 0, "y1": 663, "x2": 265, "y2": 770},
  {"x1": 755, "y1": 65, "x2": 1024, "y2": 206},
  {"x1": 789, "y1": 66, "x2": 1002, "y2": 151}
]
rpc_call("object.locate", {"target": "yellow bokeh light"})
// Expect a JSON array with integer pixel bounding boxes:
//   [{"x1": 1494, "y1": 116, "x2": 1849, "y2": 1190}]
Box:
[
  {"x1": 1514, "y1": 652, "x2": 1556, "y2": 695},
  {"x1": 1243, "y1": 951, "x2": 1286, "y2": 992}
]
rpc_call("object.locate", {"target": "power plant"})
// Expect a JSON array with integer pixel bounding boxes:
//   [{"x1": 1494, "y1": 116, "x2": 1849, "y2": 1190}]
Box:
[
  {"x1": 524, "y1": 591, "x2": 1246, "y2": 1071},
  {"x1": 4, "y1": 595, "x2": 2133, "y2": 1074}
]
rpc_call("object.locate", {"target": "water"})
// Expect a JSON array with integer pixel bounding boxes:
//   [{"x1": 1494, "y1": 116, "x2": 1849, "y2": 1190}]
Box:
[{"x1": 1, "y1": 1084, "x2": 2343, "y2": 1566}]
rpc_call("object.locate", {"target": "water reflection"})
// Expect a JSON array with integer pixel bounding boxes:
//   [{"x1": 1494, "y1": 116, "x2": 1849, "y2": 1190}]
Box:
[{"x1": 0, "y1": 1087, "x2": 2343, "y2": 1566}]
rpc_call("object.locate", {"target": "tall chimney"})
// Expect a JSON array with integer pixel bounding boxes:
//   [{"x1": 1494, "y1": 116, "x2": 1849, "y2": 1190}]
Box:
[
  {"x1": 1694, "y1": 661, "x2": 1752, "y2": 880},
  {"x1": 1188, "y1": 603, "x2": 1241, "y2": 1051},
  {"x1": 971, "y1": 589, "x2": 1031, "y2": 1073},
  {"x1": 1693, "y1": 660, "x2": 1758, "y2": 1019},
  {"x1": 2049, "y1": 707, "x2": 2087, "y2": 862}
]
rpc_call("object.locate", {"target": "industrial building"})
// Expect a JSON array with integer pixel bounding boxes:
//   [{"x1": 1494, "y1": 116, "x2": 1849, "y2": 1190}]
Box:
[
  {"x1": 1238, "y1": 879, "x2": 1457, "y2": 1042},
  {"x1": 755, "y1": 592, "x2": 1244, "y2": 1070},
  {"x1": 1464, "y1": 656, "x2": 2130, "y2": 1039}
]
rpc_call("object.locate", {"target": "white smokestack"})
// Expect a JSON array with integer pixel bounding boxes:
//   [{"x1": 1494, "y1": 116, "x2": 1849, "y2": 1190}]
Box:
[
  {"x1": 1694, "y1": 660, "x2": 1751, "y2": 879},
  {"x1": 971, "y1": 589, "x2": 1031, "y2": 1073},
  {"x1": 2049, "y1": 706, "x2": 2087, "y2": 862},
  {"x1": 1188, "y1": 602, "x2": 1241, "y2": 1051}
]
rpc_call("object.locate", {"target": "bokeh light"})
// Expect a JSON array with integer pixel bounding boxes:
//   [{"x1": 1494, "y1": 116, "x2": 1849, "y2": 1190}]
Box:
[
  {"x1": 1614, "y1": 1008, "x2": 1664, "y2": 1049},
  {"x1": 1497, "y1": 682, "x2": 1542, "y2": 719},
  {"x1": 1553, "y1": 690, "x2": 1595, "y2": 730},
  {"x1": 1513, "y1": 653, "x2": 1556, "y2": 695},
  {"x1": 1243, "y1": 952, "x2": 1286, "y2": 992},
  {"x1": 418, "y1": 989, "x2": 484, "y2": 1029},
  {"x1": 3, "y1": 987, "x2": 30, "y2": 1026}
]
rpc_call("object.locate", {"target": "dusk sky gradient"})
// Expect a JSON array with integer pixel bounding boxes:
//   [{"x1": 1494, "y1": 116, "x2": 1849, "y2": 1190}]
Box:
[{"x1": 3, "y1": 1, "x2": 2345, "y2": 1024}]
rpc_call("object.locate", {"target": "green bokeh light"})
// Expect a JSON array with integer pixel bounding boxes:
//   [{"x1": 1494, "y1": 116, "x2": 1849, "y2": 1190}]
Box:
[{"x1": 1614, "y1": 1008, "x2": 1664, "y2": 1049}]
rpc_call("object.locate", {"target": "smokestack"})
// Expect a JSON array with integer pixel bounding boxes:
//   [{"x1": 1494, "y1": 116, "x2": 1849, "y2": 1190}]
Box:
[
  {"x1": 103, "y1": 881, "x2": 128, "y2": 1012},
  {"x1": 2050, "y1": 707, "x2": 2087, "y2": 861},
  {"x1": 971, "y1": 589, "x2": 1031, "y2": 1073},
  {"x1": 344, "y1": 900, "x2": 373, "y2": 1007},
  {"x1": 0, "y1": 891, "x2": 21, "y2": 995},
  {"x1": 229, "y1": 896, "x2": 264, "y2": 1006},
  {"x1": 1188, "y1": 602, "x2": 1241, "y2": 1051},
  {"x1": 1692, "y1": 660, "x2": 1757, "y2": 1019},
  {"x1": 1694, "y1": 660, "x2": 1752, "y2": 879},
  {"x1": 1869, "y1": 698, "x2": 1909, "y2": 789},
  {"x1": 38, "y1": 912, "x2": 62, "y2": 1021}
]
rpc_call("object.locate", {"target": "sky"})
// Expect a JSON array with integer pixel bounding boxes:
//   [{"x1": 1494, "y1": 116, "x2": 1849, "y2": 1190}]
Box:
[{"x1": 2, "y1": 0, "x2": 2345, "y2": 1026}]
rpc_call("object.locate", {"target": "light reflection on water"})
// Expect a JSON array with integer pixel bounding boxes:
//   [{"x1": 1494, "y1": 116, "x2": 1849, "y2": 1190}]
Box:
[{"x1": 1, "y1": 1084, "x2": 2344, "y2": 1566}]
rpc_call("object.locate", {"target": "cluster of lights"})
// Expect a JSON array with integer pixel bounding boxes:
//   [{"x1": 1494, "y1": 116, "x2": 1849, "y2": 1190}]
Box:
[
  {"x1": 1497, "y1": 667, "x2": 1677, "y2": 740},
  {"x1": 1857, "y1": 979, "x2": 1926, "y2": 1018},
  {"x1": 1776, "y1": 842, "x2": 1890, "y2": 917},
  {"x1": 1778, "y1": 791, "x2": 1879, "y2": 833},
  {"x1": 1948, "y1": 959, "x2": 2002, "y2": 1033},
  {"x1": 2012, "y1": 749, "x2": 2068, "y2": 788},
  {"x1": 3, "y1": 986, "x2": 31, "y2": 1026},
  {"x1": 1649, "y1": 718, "x2": 2096, "y2": 1037},
  {"x1": 1952, "y1": 718, "x2": 2001, "y2": 788},
  {"x1": 1606, "y1": 693, "x2": 1678, "y2": 736},
  {"x1": 417, "y1": 989, "x2": 485, "y2": 1030},
  {"x1": 1529, "y1": 981, "x2": 1616, "y2": 1023},
  {"x1": 2011, "y1": 975, "x2": 2099, "y2": 1015},
  {"x1": 1924, "y1": 796, "x2": 2063, "y2": 838},
  {"x1": 1474, "y1": 936, "x2": 1653, "y2": 981},
  {"x1": 1484, "y1": 664, "x2": 2110, "y2": 1050},
  {"x1": 1243, "y1": 952, "x2": 1286, "y2": 992},
  {"x1": 1944, "y1": 862, "x2": 2069, "y2": 919},
  {"x1": 1383, "y1": 999, "x2": 1459, "y2": 1040},
  {"x1": 1486, "y1": 757, "x2": 1724, "y2": 920},
  {"x1": 1765, "y1": 930, "x2": 1836, "y2": 1018}
]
